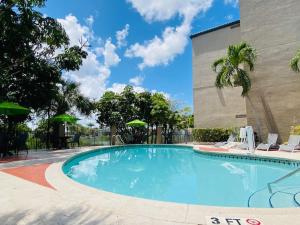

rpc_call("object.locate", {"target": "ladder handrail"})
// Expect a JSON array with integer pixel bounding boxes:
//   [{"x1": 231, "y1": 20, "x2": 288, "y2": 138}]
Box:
[{"x1": 268, "y1": 167, "x2": 300, "y2": 193}]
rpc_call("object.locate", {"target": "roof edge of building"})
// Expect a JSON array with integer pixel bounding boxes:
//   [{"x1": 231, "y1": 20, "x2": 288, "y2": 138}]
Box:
[{"x1": 190, "y1": 20, "x2": 240, "y2": 39}]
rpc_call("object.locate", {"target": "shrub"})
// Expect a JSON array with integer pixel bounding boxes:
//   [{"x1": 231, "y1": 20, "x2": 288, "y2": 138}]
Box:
[{"x1": 192, "y1": 128, "x2": 235, "y2": 142}]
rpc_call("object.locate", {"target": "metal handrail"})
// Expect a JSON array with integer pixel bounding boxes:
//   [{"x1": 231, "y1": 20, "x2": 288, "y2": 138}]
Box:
[{"x1": 268, "y1": 167, "x2": 300, "y2": 193}]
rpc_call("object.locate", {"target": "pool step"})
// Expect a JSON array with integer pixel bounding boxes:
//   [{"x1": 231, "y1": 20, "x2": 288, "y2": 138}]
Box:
[
  {"x1": 269, "y1": 188, "x2": 300, "y2": 208},
  {"x1": 248, "y1": 187, "x2": 300, "y2": 208},
  {"x1": 294, "y1": 192, "x2": 300, "y2": 206},
  {"x1": 248, "y1": 188, "x2": 272, "y2": 208}
]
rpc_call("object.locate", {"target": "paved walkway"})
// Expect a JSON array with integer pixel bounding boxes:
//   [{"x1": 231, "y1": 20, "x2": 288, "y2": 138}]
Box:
[{"x1": 0, "y1": 145, "x2": 300, "y2": 225}]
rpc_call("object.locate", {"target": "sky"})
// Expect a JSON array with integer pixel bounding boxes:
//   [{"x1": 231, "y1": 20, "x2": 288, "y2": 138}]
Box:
[{"x1": 39, "y1": 0, "x2": 240, "y2": 125}]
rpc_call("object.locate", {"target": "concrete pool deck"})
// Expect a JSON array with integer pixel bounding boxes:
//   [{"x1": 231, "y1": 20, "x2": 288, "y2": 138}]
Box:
[{"x1": 0, "y1": 145, "x2": 300, "y2": 225}]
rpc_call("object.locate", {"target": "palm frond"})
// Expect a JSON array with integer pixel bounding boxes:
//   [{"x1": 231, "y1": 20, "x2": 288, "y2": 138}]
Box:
[
  {"x1": 239, "y1": 46, "x2": 256, "y2": 71},
  {"x1": 235, "y1": 69, "x2": 251, "y2": 96},
  {"x1": 212, "y1": 58, "x2": 225, "y2": 72}
]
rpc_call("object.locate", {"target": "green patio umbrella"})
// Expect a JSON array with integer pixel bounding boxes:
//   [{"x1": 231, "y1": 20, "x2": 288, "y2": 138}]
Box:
[
  {"x1": 126, "y1": 119, "x2": 147, "y2": 127},
  {"x1": 0, "y1": 102, "x2": 30, "y2": 116},
  {"x1": 52, "y1": 114, "x2": 79, "y2": 124}
]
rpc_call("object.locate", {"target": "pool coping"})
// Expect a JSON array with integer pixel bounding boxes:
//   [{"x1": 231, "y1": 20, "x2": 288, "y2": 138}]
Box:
[{"x1": 47, "y1": 144, "x2": 300, "y2": 225}]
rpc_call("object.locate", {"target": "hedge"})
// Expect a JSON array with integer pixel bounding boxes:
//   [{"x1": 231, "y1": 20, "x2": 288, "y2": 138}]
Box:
[{"x1": 192, "y1": 128, "x2": 235, "y2": 142}]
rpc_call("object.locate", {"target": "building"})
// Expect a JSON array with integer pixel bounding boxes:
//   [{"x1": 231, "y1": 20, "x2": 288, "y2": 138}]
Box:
[{"x1": 191, "y1": 0, "x2": 300, "y2": 142}]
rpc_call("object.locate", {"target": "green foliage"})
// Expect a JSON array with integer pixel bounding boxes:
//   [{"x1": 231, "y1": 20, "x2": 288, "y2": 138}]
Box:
[
  {"x1": 50, "y1": 81, "x2": 94, "y2": 116},
  {"x1": 290, "y1": 49, "x2": 300, "y2": 73},
  {"x1": 212, "y1": 42, "x2": 257, "y2": 96},
  {"x1": 291, "y1": 125, "x2": 300, "y2": 135},
  {"x1": 0, "y1": 0, "x2": 88, "y2": 114},
  {"x1": 16, "y1": 123, "x2": 31, "y2": 133},
  {"x1": 96, "y1": 91, "x2": 122, "y2": 128},
  {"x1": 96, "y1": 85, "x2": 191, "y2": 144},
  {"x1": 150, "y1": 93, "x2": 171, "y2": 125},
  {"x1": 192, "y1": 128, "x2": 234, "y2": 142}
]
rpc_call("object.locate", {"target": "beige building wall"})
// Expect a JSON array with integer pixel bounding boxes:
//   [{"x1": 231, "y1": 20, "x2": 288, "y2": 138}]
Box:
[
  {"x1": 240, "y1": 0, "x2": 300, "y2": 142},
  {"x1": 192, "y1": 23, "x2": 247, "y2": 129}
]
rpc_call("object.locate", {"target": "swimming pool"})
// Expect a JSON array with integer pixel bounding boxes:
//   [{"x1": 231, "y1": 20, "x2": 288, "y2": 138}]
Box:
[{"x1": 63, "y1": 145, "x2": 300, "y2": 208}]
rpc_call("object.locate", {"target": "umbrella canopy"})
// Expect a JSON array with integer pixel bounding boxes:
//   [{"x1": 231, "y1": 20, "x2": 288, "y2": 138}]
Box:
[
  {"x1": 0, "y1": 102, "x2": 30, "y2": 116},
  {"x1": 52, "y1": 114, "x2": 79, "y2": 124},
  {"x1": 126, "y1": 119, "x2": 147, "y2": 127}
]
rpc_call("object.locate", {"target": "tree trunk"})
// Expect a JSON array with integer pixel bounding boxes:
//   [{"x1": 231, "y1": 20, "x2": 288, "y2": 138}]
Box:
[
  {"x1": 146, "y1": 123, "x2": 149, "y2": 144},
  {"x1": 46, "y1": 107, "x2": 50, "y2": 149},
  {"x1": 110, "y1": 125, "x2": 117, "y2": 145}
]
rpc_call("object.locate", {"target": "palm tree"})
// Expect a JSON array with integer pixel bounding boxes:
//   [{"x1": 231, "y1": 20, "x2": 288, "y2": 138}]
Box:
[
  {"x1": 212, "y1": 42, "x2": 261, "y2": 140},
  {"x1": 290, "y1": 49, "x2": 300, "y2": 73},
  {"x1": 212, "y1": 41, "x2": 257, "y2": 96}
]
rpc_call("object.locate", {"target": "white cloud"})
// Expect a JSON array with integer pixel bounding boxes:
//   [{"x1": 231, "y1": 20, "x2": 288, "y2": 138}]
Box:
[
  {"x1": 107, "y1": 83, "x2": 170, "y2": 100},
  {"x1": 58, "y1": 14, "x2": 121, "y2": 100},
  {"x1": 107, "y1": 83, "x2": 145, "y2": 94},
  {"x1": 151, "y1": 90, "x2": 171, "y2": 100},
  {"x1": 85, "y1": 15, "x2": 94, "y2": 27},
  {"x1": 116, "y1": 24, "x2": 130, "y2": 48},
  {"x1": 125, "y1": 0, "x2": 213, "y2": 69},
  {"x1": 129, "y1": 75, "x2": 144, "y2": 86},
  {"x1": 102, "y1": 39, "x2": 121, "y2": 67},
  {"x1": 125, "y1": 21, "x2": 190, "y2": 69},
  {"x1": 58, "y1": 14, "x2": 92, "y2": 46},
  {"x1": 127, "y1": 0, "x2": 212, "y2": 23},
  {"x1": 224, "y1": 0, "x2": 239, "y2": 7}
]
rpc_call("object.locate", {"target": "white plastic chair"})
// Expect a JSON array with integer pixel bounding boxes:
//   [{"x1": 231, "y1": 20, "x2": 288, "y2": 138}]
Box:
[
  {"x1": 256, "y1": 133, "x2": 278, "y2": 151},
  {"x1": 279, "y1": 135, "x2": 300, "y2": 152}
]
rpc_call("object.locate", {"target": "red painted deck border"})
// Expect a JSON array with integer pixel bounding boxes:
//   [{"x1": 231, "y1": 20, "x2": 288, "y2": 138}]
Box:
[{"x1": 1, "y1": 163, "x2": 55, "y2": 190}]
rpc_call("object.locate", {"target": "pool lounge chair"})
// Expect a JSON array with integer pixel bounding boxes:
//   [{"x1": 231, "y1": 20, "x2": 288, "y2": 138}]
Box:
[
  {"x1": 214, "y1": 134, "x2": 236, "y2": 147},
  {"x1": 256, "y1": 133, "x2": 278, "y2": 151},
  {"x1": 279, "y1": 135, "x2": 300, "y2": 152}
]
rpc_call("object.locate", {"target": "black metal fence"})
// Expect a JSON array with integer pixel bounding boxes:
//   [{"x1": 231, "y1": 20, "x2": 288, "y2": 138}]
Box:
[{"x1": 19, "y1": 129, "x2": 193, "y2": 151}]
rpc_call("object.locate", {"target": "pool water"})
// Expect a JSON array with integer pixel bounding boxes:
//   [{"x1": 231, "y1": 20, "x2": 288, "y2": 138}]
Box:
[{"x1": 63, "y1": 145, "x2": 299, "y2": 208}]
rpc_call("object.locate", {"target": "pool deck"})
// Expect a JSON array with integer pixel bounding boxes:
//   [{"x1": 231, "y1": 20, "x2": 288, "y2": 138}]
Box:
[{"x1": 0, "y1": 145, "x2": 300, "y2": 225}]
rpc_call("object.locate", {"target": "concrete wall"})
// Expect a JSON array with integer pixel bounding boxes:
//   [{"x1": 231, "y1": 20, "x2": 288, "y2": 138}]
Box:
[
  {"x1": 192, "y1": 24, "x2": 247, "y2": 128},
  {"x1": 240, "y1": 0, "x2": 300, "y2": 142}
]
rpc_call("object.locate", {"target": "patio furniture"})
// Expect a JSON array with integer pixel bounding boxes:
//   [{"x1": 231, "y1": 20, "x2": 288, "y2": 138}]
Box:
[
  {"x1": 68, "y1": 133, "x2": 81, "y2": 147},
  {"x1": 214, "y1": 134, "x2": 236, "y2": 147},
  {"x1": 279, "y1": 135, "x2": 300, "y2": 152},
  {"x1": 14, "y1": 132, "x2": 28, "y2": 157},
  {"x1": 256, "y1": 133, "x2": 279, "y2": 151},
  {"x1": 0, "y1": 132, "x2": 8, "y2": 158}
]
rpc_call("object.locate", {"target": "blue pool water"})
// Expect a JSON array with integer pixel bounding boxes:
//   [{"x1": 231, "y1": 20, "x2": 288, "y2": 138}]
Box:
[{"x1": 63, "y1": 145, "x2": 300, "y2": 208}]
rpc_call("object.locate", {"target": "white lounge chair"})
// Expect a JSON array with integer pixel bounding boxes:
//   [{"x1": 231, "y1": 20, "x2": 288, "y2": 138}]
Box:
[
  {"x1": 214, "y1": 134, "x2": 236, "y2": 147},
  {"x1": 256, "y1": 133, "x2": 278, "y2": 151},
  {"x1": 279, "y1": 135, "x2": 300, "y2": 152}
]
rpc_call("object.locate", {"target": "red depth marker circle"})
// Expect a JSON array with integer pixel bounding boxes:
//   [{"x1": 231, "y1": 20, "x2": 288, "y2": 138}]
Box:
[{"x1": 246, "y1": 219, "x2": 261, "y2": 225}]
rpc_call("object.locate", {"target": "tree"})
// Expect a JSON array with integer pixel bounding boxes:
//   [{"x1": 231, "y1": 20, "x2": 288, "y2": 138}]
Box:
[
  {"x1": 96, "y1": 86, "x2": 188, "y2": 144},
  {"x1": 0, "y1": 0, "x2": 88, "y2": 113},
  {"x1": 150, "y1": 93, "x2": 171, "y2": 143},
  {"x1": 96, "y1": 91, "x2": 121, "y2": 130},
  {"x1": 290, "y1": 49, "x2": 300, "y2": 73},
  {"x1": 136, "y1": 92, "x2": 153, "y2": 143},
  {"x1": 212, "y1": 41, "x2": 262, "y2": 139},
  {"x1": 212, "y1": 42, "x2": 256, "y2": 96},
  {"x1": 42, "y1": 81, "x2": 94, "y2": 148},
  {"x1": 50, "y1": 81, "x2": 94, "y2": 116}
]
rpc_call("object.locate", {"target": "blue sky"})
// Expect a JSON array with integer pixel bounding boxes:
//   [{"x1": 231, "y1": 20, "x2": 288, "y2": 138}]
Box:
[{"x1": 40, "y1": 0, "x2": 240, "y2": 110}]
